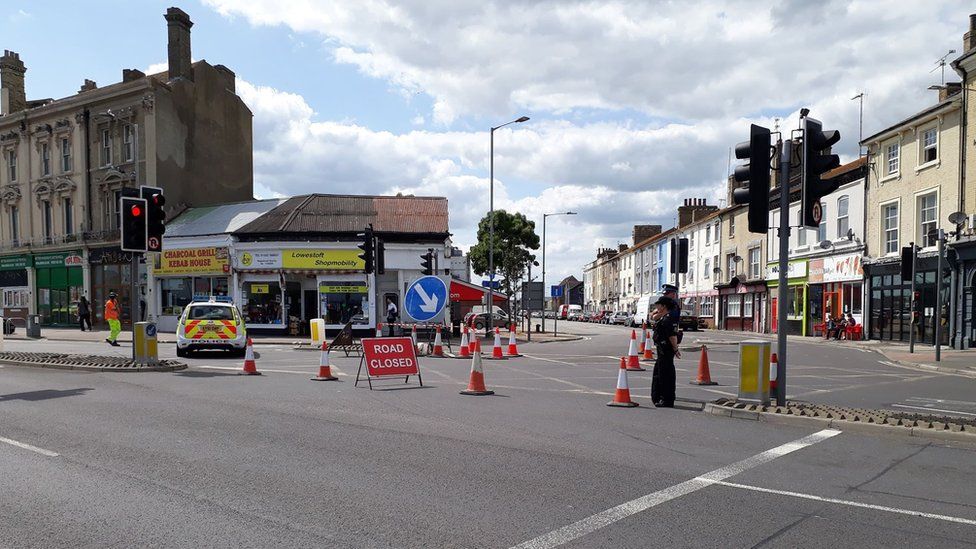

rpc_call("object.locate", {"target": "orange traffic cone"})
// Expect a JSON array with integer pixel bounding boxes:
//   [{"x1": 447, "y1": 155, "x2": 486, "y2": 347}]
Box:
[
  {"x1": 458, "y1": 326, "x2": 471, "y2": 358},
  {"x1": 637, "y1": 324, "x2": 647, "y2": 355},
  {"x1": 690, "y1": 345, "x2": 717, "y2": 385},
  {"x1": 311, "y1": 341, "x2": 339, "y2": 381},
  {"x1": 770, "y1": 352, "x2": 778, "y2": 392},
  {"x1": 431, "y1": 325, "x2": 445, "y2": 357},
  {"x1": 507, "y1": 324, "x2": 522, "y2": 357},
  {"x1": 607, "y1": 356, "x2": 638, "y2": 407},
  {"x1": 487, "y1": 327, "x2": 506, "y2": 360},
  {"x1": 239, "y1": 338, "x2": 261, "y2": 376},
  {"x1": 460, "y1": 340, "x2": 494, "y2": 396},
  {"x1": 642, "y1": 329, "x2": 655, "y2": 361},
  {"x1": 626, "y1": 330, "x2": 644, "y2": 371}
]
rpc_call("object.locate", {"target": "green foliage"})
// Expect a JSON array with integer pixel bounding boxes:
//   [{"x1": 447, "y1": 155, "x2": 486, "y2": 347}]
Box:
[{"x1": 469, "y1": 210, "x2": 540, "y2": 306}]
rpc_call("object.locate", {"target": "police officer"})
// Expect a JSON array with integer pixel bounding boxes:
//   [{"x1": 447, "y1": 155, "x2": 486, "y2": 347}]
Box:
[{"x1": 651, "y1": 296, "x2": 681, "y2": 407}]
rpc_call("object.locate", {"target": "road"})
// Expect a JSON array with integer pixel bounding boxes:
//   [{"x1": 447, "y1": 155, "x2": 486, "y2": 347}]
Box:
[{"x1": 1, "y1": 324, "x2": 975, "y2": 547}]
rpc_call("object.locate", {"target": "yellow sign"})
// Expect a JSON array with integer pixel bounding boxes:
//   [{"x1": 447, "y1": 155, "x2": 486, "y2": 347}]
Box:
[
  {"x1": 282, "y1": 249, "x2": 365, "y2": 270},
  {"x1": 251, "y1": 284, "x2": 270, "y2": 294},
  {"x1": 319, "y1": 285, "x2": 368, "y2": 293},
  {"x1": 153, "y1": 247, "x2": 229, "y2": 275}
]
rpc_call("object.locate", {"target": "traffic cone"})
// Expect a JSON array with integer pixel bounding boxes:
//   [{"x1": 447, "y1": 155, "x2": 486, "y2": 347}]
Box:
[
  {"x1": 375, "y1": 323, "x2": 383, "y2": 338},
  {"x1": 690, "y1": 345, "x2": 717, "y2": 385},
  {"x1": 642, "y1": 329, "x2": 655, "y2": 361},
  {"x1": 239, "y1": 338, "x2": 261, "y2": 376},
  {"x1": 770, "y1": 352, "x2": 778, "y2": 392},
  {"x1": 432, "y1": 325, "x2": 445, "y2": 357},
  {"x1": 311, "y1": 341, "x2": 339, "y2": 381},
  {"x1": 507, "y1": 324, "x2": 522, "y2": 357},
  {"x1": 607, "y1": 356, "x2": 638, "y2": 407},
  {"x1": 458, "y1": 326, "x2": 471, "y2": 358},
  {"x1": 637, "y1": 323, "x2": 647, "y2": 354},
  {"x1": 626, "y1": 330, "x2": 644, "y2": 371},
  {"x1": 460, "y1": 340, "x2": 494, "y2": 396},
  {"x1": 487, "y1": 327, "x2": 506, "y2": 360}
]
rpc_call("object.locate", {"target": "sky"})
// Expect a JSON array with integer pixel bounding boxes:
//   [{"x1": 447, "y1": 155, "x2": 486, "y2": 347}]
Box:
[{"x1": 0, "y1": 1, "x2": 970, "y2": 285}]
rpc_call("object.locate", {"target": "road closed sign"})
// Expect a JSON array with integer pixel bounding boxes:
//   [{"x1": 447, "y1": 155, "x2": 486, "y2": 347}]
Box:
[{"x1": 360, "y1": 337, "x2": 421, "y2": 384}]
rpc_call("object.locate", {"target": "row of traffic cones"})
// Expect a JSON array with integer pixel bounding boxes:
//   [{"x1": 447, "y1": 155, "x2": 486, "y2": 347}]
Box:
[
  {"x1": 607, "y1": 330, "x2": 720, "y2": 407},
  {"x1": 456, "y1": 325, "x2": 522, "y2": 359}
]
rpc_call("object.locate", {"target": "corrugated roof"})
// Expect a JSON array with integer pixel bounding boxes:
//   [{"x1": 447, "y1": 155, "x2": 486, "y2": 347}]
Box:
[
  {"x1": 165, "y1": 198, "x2": 287, "y2": 237},
  {"x1": 234, "y1": 194, "x2": 449, "y2": 235}
]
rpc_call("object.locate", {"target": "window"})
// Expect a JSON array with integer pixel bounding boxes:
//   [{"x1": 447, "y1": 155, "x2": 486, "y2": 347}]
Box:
[
  {"x1": 843, "y1": 282, "x2": 863, "y2": 315},
  {"x1": 917, "y1": 192, "x2": 937, "y2": 247},
  {"x1": 100, "y1": 128, "x2": 112, "y2": 166},
  {"x1": 788, "y1": 286, "x2": 804, "y2": 318},
  {"x1": 700, "y1": 296, "x2": 714, "y2": 317},
  {"x1": 748, "y1": 247, "x2": 760, "y2": 280},
  {"x1": 704, "y1": 258, "x2": 711, "y2": 279},
  {"x1": 743, "y1": 295, "x2": 754, "y2": 317},
  {"x1": 690, "y1": 232, "x2": 695, "y2": 250},
  {"x1": 705, "y1": 225, "x2": 711, "y2": 245},
  {"x1": 43, "y1": 201, "x2": 53, "y2": 244},
  {"x1": 817, "y1": 203, "x2": 827, "y2": 243},
  {"x1": 836, "y1": 196, "x2": 849, "y2": 239},
  {"x1": 60, "y1": 138, "x2": 72, "y2": 172},
  {"x1": 244, "y1": 281, "x2": 283, "y2": 324},
  {"x1": 123, "y1": 124, "x2": 134, "y2": 162},
  {"x1": 319, "y1": 280, "x2": 369, "y2": 325},
  {"x1": 921, "y1": 127, "x2": 937, "y2": 164},
  {"x1": 10, "y1": 206, "x2": 19, "y2": 245},
  {"x1": 886, "y1": 143, "x2": 899, "y2": 175},
  {"x1": 160, "y1": 277, "x2": 192, "y2": 316},
  {"x1": 729, "y1": 216, "x2": 735, "y2": 237},
  {"x1": 727, "y1": 295, "x2": 741, "y2": 317},
  {"x1": 726, "y1": 253, "x2": 737, "y2": 279},
  {"x1": 41, "y1": 143, "x2": 51, "y2": 176},
  {"x1": 112, "y1": 190, "x2": 121, "y2": 229},
  {"x1": 6, "y1": 149, "x2": 15, "y2": 182},
  {"x1": 883, "y1": 203, "x2": 899, "y2": 254},
  {"x1": 798, "y1": 225, "x2": 807, "y2": 247},
  {"x1": 63, "y1": 198, "x2": 73, "y2": 236},
  {"x1": 713, "y1": 254, "x2": 719, "y2": 278},
  {"x1": 688, "y1": 261, "x2": 695, "y2": 284}
]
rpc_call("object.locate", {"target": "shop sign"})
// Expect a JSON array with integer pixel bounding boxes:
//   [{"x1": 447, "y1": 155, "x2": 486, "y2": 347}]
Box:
[
  {"x1": 154, "y1": 247, "x2": 229, "y2": 275},
  {"x1": 808, "y1": 259, "x2": 824, "y2": 283},
  {"x1": 34, "y1": 250, "x2": 84, "y2": 269},
  {"x1": 236, "y1": 250, "x2": 282, "y2": 269},
  {"x1": 765, "y1": 260, "x2": 807, "y2": 280},
  {"x1": 251, "y1": 284, "x2": 270, "y2": 294},
  {"x1": 89, "y1": 247, "x2": 134, "y2": 265},
  {"x1": 823, "y1": 254, "x2": 863, "y2": 283},
  {"x1": 0, "y1": 254, "x2": 31, "y2": 271},
  {"x1": 282, "y1": 249, "x2": 365, "y2": 270},
  {"x1": 319, "y1": 285, "x2": 368, "y2": 293}
]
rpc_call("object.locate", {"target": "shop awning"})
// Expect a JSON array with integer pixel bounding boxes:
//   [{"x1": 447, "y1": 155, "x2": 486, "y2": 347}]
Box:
[{"x1": 450, "y1": 279, "x2": 507, "y2": 303}]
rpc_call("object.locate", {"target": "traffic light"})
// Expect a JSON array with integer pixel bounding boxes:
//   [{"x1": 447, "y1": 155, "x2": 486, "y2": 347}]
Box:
[
  {"x1": 141, "y1": 186, "x2": 165, "y2": 252},
  {"x1": 120, "y1": 196, "x2": 148, "y2": 252},
  {"x1": 376, "y1": 240, "x2": 386, "y2": 275},
  {"x1": 670, "y1": 237, "x2": 689, "y2": 274},
  {"x1": 900, "y1": 246, "x2": 914, "y2": 281},
  {"x1": 800, "y1": 117, "x2": 841, "y2": 228},
  {"x1": 420, "y1": 249, "x2": 434, "y2": 275},
  {"x1": 357, "y1": 225, "x2": 375, "y2": 274},
  {"x1": 731, "y1": 124, "x2": 772, "y2": 234}
]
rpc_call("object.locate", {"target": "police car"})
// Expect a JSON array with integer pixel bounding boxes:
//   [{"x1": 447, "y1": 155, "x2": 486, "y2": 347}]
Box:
[{"x1": 176, "y1": 297, "x2": 247, "y2": 357}]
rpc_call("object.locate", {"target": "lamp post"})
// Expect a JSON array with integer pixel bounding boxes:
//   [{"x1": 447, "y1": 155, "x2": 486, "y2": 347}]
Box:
[
  {"x1": 487, "y1": 115, "x2": 529, "y2": 337},
  {"x1": 542, "y1": 211, "x2": 576, "y2": 333}
]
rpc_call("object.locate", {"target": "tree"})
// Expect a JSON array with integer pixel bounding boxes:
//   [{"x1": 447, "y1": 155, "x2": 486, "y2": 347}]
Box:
[{"x1": 468, "y1": 210, "x2": 540, "y2": 319}]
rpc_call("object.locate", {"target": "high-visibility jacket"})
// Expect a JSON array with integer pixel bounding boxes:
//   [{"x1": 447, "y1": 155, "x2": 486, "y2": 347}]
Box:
[{"x1": 104, "y1": 299, "x2": 119, "y2": 321}]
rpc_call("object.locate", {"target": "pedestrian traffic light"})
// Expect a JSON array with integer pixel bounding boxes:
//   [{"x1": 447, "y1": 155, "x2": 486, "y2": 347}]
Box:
[
  {"x1": 670, "y1": 237, "x2": 689, "y2": 274},
  {"x1": 800, "y1": 116, "x2": 841, "y2": 228},
  {"x1": 357, "y1": 225, "x2": 375, "y2": 274},
  {"x1": 141, "y1": 186, "x2": 165, "y2": 252},
  {"x1": 120, "y1": 196, "x2": 148, "y2": 252},
  {"x1": 420, "y1": 249, "x2": 434, "y2": 275},
  {"x1": 731, "y1": 124, "x2": 772, "y2": 234}
]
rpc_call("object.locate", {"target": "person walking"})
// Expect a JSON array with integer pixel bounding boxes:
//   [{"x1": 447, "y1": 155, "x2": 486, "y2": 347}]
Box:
[
  {"x1": 385, "y1": 296, "x2": 399, "y2": 336},
  {"x1": 78, "y1": 296, "x2": 92, "y2": 332},
  {"x1": 104, "y1": 292, "x2": 121, "y2": 347},
  {"x1": 651, "y1": 296, "x2": 681, "y2": 408}
]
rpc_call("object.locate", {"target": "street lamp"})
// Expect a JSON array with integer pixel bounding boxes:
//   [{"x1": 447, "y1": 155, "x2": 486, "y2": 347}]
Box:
[
  {"x1": 542, "y1": 211, "x2": 577, "y2": 332},
  {"x1": 487, "y1": 115, "x2": 530, "y2": 337}
]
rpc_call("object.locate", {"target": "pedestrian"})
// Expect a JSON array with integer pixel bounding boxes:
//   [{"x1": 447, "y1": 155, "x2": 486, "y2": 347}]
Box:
[
  {"x1": 104, "y1": 292, "x2": 121, "y2": 347},
  {"x1": 78, "y1": 296, "x2": 92, "y2": 331},
  {"x1": 386, "y1": 296, "x2": 399, "y2": 336},
  {"x1": 651, "y1": 296, "x2": 681, "y2": 408}
]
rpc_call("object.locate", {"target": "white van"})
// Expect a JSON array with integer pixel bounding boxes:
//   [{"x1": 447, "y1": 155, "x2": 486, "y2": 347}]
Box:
[
  {"x1": 558, "y1": 304, "x2": 582, "y2": 319},
  {"x1": 632, "y1": 294, "x2": 663, "y2": 327}
]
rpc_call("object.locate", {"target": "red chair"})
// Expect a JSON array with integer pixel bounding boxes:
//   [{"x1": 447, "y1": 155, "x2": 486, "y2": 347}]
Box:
[
  {"x1": 850, "y1": 325, "x2": 863, "y2": 341},
  {"x1": 813, "y1": 322, "x2": 825, "y2": 337}
]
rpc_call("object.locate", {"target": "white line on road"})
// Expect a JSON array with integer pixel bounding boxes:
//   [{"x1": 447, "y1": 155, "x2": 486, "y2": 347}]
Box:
[
  {"x1": 890, "y1": 404, "x2": 976, "y2": 417},
  {"x1": 510, "y1": 429, "x2": 841, "y2": 549},
  {"x1": 193, "y1": 365, "x2": 348, "y2": 377},
  {"x1": 713, "y1": 480, "x2": 976, "y2": 526},
  {"x1": 0, "y1": 436, "x2": 59, "y2": 457}
]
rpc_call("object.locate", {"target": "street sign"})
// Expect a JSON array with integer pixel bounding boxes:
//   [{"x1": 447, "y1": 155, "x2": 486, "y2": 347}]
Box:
[
  {"x1": 356, "y1": 337, "x2": 423, "y2": 389},
  {"x1": 550, "y1": 285, "x2": 563, "y2": 297},
  {"x1": 522, "y1": 281, "x2": 544, "y2": 310},
  {"x1": 404, "y1": 275, "x2": 448, "y2": 322},
  {"x1": 481, "y1": 280, "x2": 501, "y2": 289}
]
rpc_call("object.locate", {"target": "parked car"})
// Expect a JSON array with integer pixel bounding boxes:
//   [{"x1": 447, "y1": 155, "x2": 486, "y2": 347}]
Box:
[
  {"x1": 176, "y1": 298, "x2": 247, "y2": 357},
  {"x1": 466, "y1": 312, "x2": 509, "y2": 331},
  {"x1": 609, "y1": 311, "x2": 632, "y2": 325},
  {"x1": 678, "y1": 309, "x2": 703, "y2": 331}
]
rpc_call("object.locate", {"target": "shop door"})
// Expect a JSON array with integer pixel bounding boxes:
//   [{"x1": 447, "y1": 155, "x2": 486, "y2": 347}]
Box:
[
  {"x1": 771, "y1": 297, "x2": 778, "y2": 333},
  {"x1": 50, "y1": 288, "x2": 69, "y2": 325},
  {"x1": 303, "y1": 290, "x2": 317, "y2": 322}
]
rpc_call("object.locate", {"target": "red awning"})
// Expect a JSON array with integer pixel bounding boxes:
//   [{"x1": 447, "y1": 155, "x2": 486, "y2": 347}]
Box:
[{"x1": 450, "y1": 279, "x2": 507, "y2": 303}]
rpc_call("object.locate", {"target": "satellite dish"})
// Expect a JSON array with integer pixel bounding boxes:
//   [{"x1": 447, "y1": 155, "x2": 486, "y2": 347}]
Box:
[
  {"x1": 819, "y1": 240, "x2": 833, "y2": 249},
  {"x1": 948, "y1": 211, "x2": 967, "y2": 225}
]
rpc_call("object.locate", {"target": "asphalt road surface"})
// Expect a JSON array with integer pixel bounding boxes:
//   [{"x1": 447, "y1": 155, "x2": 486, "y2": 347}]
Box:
[{"x1": 2, "y1": 324, "x2": 975, "y2": 547}]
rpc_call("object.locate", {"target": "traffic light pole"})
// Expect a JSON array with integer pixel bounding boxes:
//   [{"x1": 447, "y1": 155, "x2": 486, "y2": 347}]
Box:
[
  {"x1": 775, "y1": 138, "x2": 791, "y2": 407},
  {"x1": 131, "y1": 123, "x2": 140, "y2": 362}
]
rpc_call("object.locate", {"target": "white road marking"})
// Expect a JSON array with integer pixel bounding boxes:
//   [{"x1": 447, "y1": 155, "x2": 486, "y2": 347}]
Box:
[
  {"x1": 510, "y1": 429, "x2": 841, "y2": 549},
  {"x1": 713, "y1": 480, "x2": 976, "y2": 526},
  {"x1": 907, "y1": 396, "x2": 976, "y2": 407},
  {"x1": 0, "y1": 436, "x2": 59, "y2": 457},
  {"x1": 890, "y1": 404, "x2": 976, "y2": 417},
  {"x1": 194, "y1": 365, "x2": 347, "y2": 377}
]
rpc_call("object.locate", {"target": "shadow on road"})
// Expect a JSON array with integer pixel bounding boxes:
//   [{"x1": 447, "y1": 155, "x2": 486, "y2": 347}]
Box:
[
  {"x1": 174, "y1": 370, "x2": 241, "y2": 378},
  {"x1": 0, "y1": 387, "x2": 94, "y2": 402}
]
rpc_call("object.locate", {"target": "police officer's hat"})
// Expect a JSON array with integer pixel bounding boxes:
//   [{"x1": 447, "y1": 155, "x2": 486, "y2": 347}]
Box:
[
  {"x1": 108, "y1": 291, "x2": 118, "y2": 298},
  {"x1": 661, "y1": 283, "x2": 679, "y2": 294},
  {"x1": 654, "y1": 296, "x2": 677, "y2": 310}
]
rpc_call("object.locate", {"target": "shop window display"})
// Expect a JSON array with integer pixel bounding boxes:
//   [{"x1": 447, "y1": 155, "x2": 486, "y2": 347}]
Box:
[
  {"x1": 244, "y1": 282, "x2": 282, "y2": 324},
  {"x1": 319, "y1": 281, "x2": 369, "y2": 325}
]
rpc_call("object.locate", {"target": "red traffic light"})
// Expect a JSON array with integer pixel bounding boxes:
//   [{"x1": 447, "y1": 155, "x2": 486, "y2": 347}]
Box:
[{"x1": 131, "y1": 204, "x2": 143, "y2": 217}]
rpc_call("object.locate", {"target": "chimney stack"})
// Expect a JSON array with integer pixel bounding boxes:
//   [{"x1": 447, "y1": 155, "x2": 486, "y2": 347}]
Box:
[
  {"x1": 633, "y1": 224, "x2": 662, "y2": 245},
  {"x1": 0, "y1": 50, "x2": 26, "y2": 115},
  {"x1": 966, "y1": 14, "x2": 976, "y2": 52},
  {"x1": 677, "y1": 198, "x2": 719, "y2": 228},
  {"x1": 165, "y1": 7, "x2": 193, "y2": 82},
  {"x1": 78, "y1": 79, "x2": 98, "y2": 94},
  {"x1": 122, "y1": 69, "x2": 146, "y2": 83}
]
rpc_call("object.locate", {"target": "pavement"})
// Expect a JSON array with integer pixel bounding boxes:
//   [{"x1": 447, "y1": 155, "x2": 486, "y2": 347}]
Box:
[{"x1": 2, "y1": 322, "x2": 976, "y2": 547}]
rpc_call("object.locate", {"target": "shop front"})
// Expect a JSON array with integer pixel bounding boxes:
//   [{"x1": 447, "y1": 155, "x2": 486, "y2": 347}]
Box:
[
  {"x1": 89, "y1": 247, "x2": 147, "y2": 329},
  {"x1": 865, "y1": 255, "x2": 948, "y2": 346},
  {"x1": 680, "y1": 290, "x2": 718, "y2": 329},
  {"x1": 718, "y1": 281, "x2": 767, "y2": 332},
  {"x1": 766, "y1": 259, "x2": 808, "y2": 336},
  {"x1": 34, "y1": 250, "x2": 85, "y2": 327},
  {"x1": 152, "y1": 246, "x2": 231, "y2": 332},
  {"x1": 0, "y1": 254, "x2": 31, "y2": 326},
  {"x1": 807, "y1": 254, "x2": 864, "y2": 333}
]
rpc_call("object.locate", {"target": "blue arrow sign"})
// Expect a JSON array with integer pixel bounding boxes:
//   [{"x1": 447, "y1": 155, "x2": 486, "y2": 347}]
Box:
[{"x1": 404, "y1": 276, "x2": 448, "y2": 322}]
